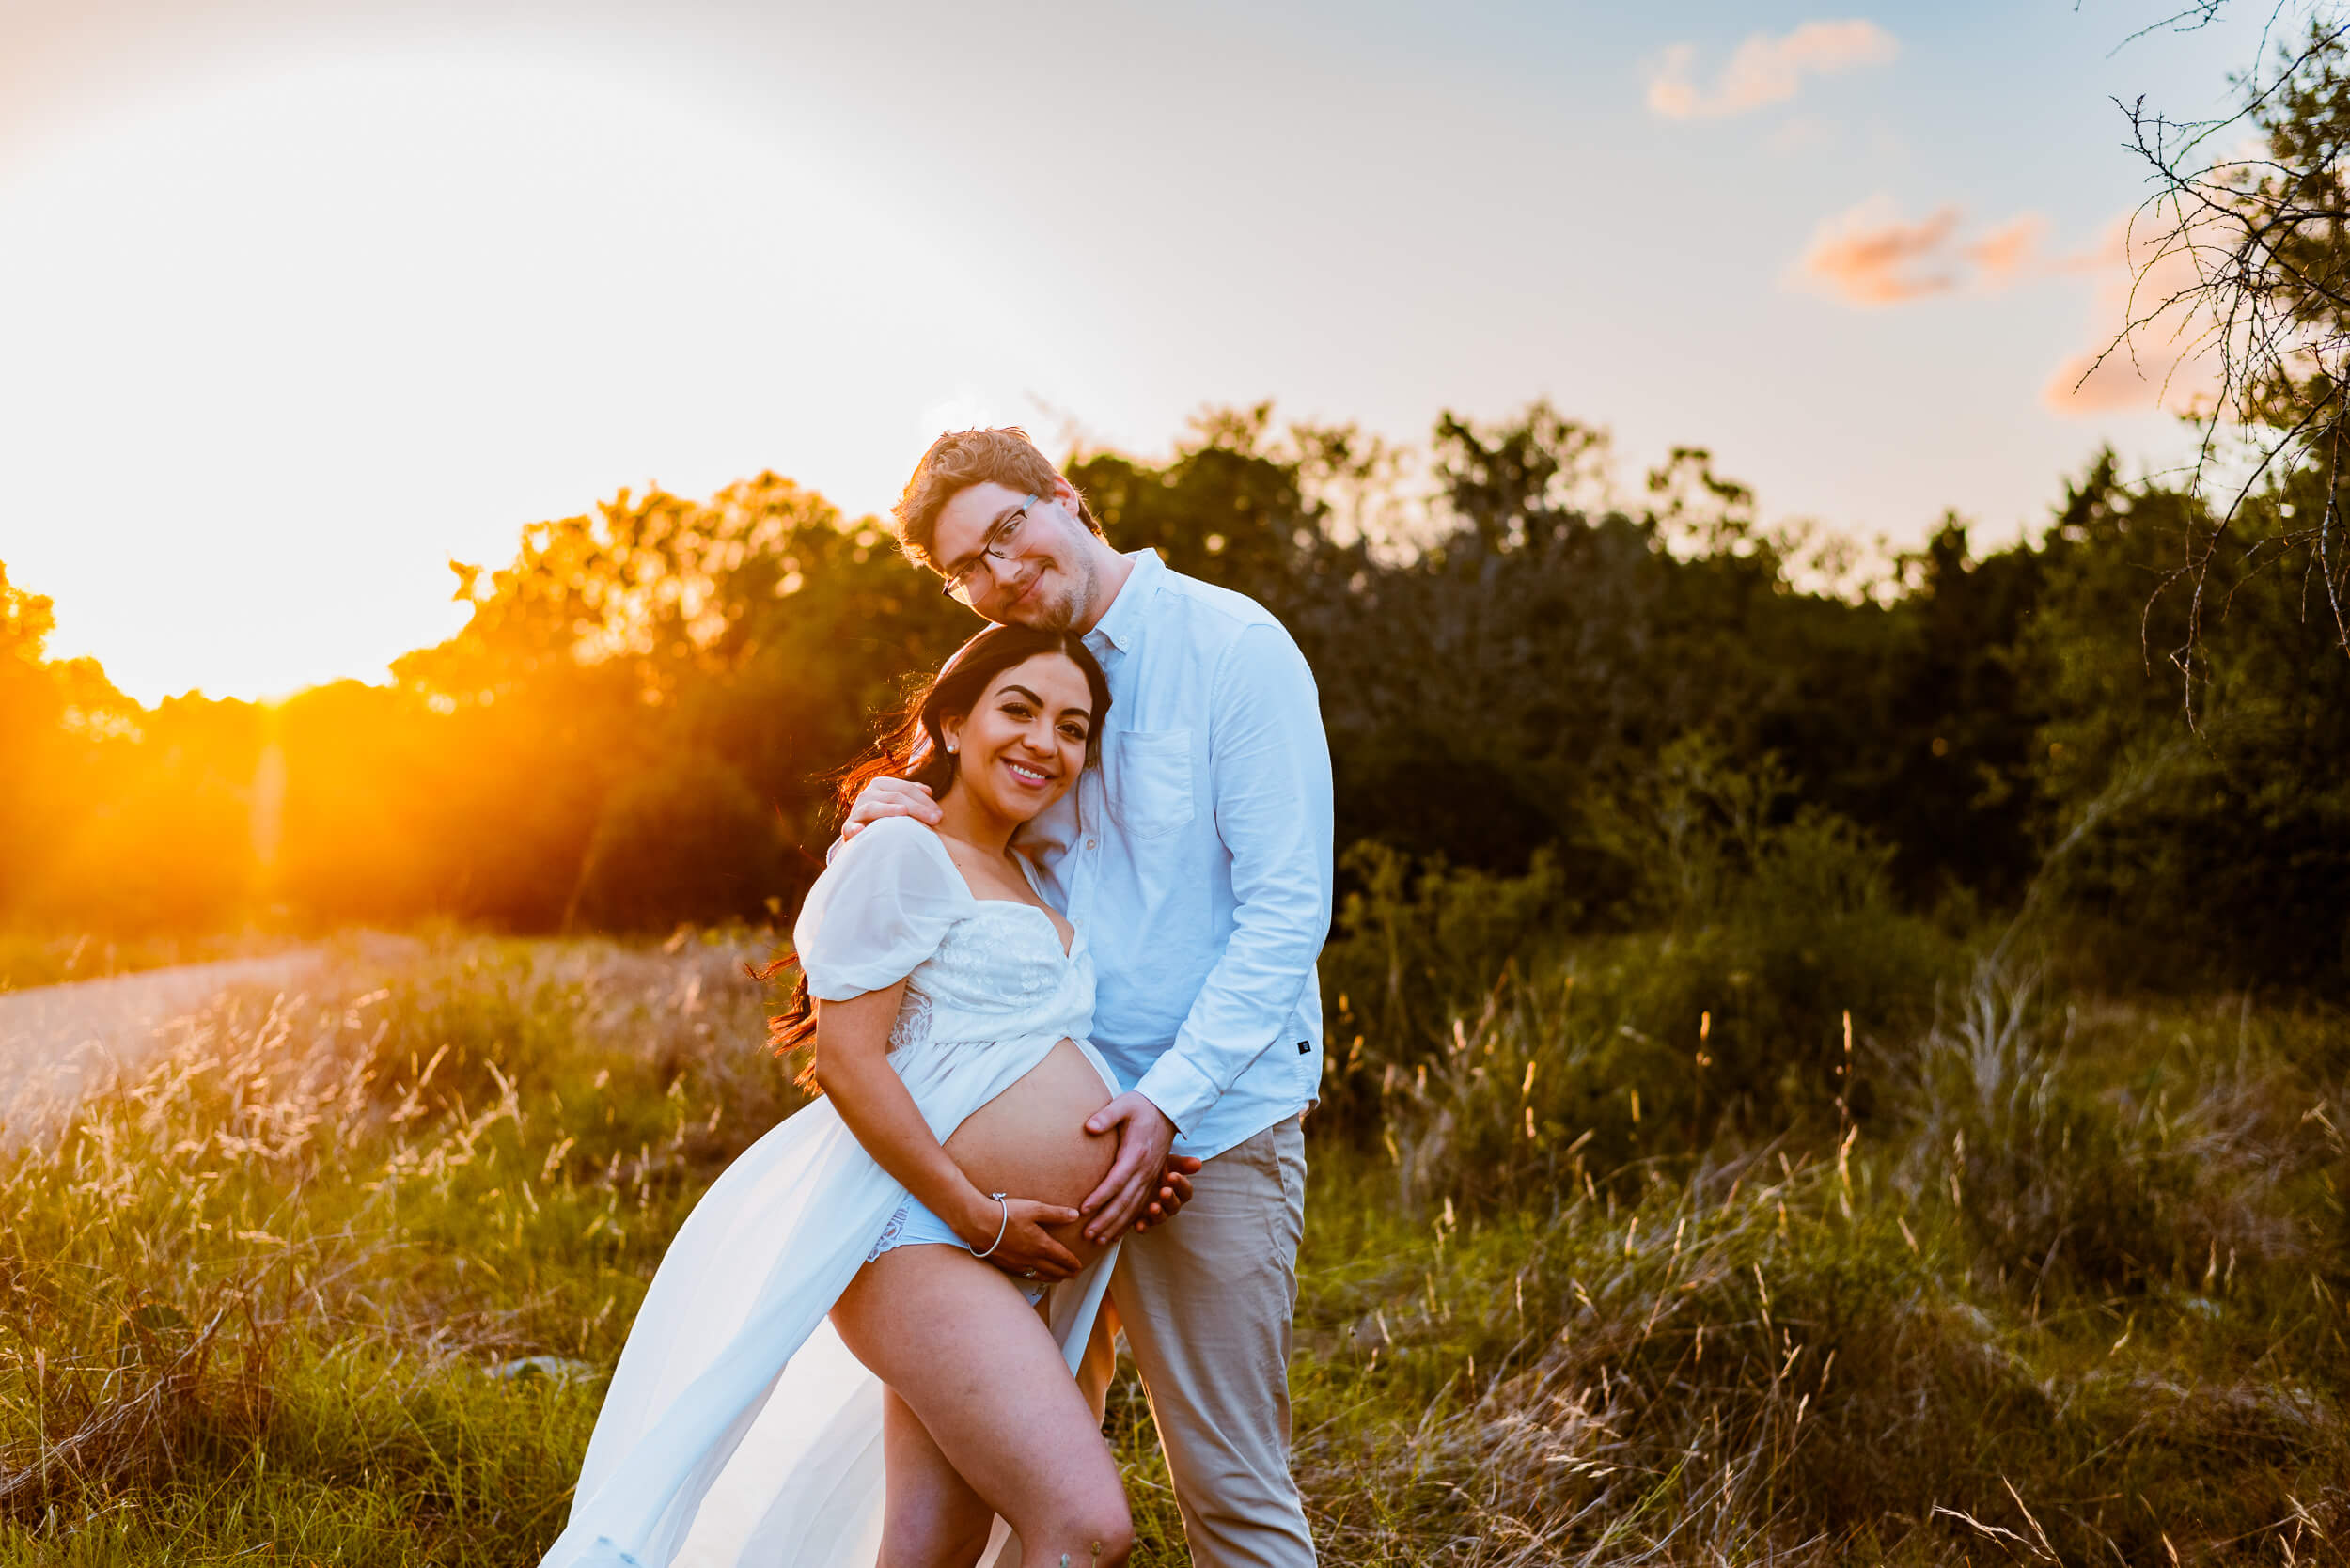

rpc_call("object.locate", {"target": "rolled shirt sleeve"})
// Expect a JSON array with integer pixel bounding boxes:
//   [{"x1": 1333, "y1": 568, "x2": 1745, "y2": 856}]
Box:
[{"x1": 1132, "y1": 622, "x2": 1334, "y2": 1132}]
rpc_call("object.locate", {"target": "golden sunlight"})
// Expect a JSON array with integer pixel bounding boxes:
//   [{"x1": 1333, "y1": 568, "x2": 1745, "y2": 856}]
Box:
[{"x1": 0, "y1": 49, "x2": 1051, "y2": 702}]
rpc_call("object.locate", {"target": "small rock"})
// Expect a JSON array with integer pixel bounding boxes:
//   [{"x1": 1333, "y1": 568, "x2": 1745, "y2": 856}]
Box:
[{"x1": 489, "y1": 1356, "x2": 600, "y2": 1384}]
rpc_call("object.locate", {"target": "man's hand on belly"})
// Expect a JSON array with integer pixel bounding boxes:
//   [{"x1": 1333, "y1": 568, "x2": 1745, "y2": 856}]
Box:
[{"x1": 1079, "y1": 1092, "x2": 1180, "y2": 1244}]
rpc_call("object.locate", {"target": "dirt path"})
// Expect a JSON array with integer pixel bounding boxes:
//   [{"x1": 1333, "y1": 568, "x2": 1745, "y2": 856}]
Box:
[{"x1": 0, "y1": 950, "x2": 330, "y2": 1140}]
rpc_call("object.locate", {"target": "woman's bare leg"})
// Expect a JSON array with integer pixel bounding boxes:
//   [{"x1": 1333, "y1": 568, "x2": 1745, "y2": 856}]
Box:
[
  {"x1": 833, "y1": 1247, "x2": 1132, "y2": 1568},
  {"x1": 872, "y1": 1386, "x2": 995, "y2": 1568}
]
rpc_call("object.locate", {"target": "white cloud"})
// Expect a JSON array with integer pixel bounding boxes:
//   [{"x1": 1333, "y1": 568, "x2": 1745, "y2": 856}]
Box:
[{"x1": 1648, "y1": 20, "x2": 1898, "y2": 120}]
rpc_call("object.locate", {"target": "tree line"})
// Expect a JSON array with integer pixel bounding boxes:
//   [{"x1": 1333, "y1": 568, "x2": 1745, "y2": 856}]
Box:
[{"x1": 1, "y1": 400, "x2": 2342, "y2": 991}]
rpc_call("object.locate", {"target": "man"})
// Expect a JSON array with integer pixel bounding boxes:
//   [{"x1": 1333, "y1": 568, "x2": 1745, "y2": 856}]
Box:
[{"x1": 844, "y1": 427, "x2": 1331, "y2": 1567}]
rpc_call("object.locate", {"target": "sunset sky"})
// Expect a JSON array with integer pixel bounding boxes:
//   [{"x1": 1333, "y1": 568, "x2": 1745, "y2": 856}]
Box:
[{"x1": 0, "y1": 1, "x2": 2268, "y2": 704}]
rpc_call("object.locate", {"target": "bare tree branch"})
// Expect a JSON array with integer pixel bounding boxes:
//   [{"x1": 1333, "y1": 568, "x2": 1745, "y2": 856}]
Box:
[{"x1": 2107, "y1": 5, "x2": 2350, "y2": 716}]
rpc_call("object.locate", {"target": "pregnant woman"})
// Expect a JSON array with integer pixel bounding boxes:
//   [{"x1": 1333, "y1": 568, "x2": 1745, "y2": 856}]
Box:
[{"x1": 543, "y1": 625, "x2": 1189, "y2": 1568}]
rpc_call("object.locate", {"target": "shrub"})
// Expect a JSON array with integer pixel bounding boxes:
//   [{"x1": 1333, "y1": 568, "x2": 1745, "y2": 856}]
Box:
[
  {"x1": 1581, "y1": 736, "x2": 1953, "y2": 1118},
  {"x1": 2018, "y1": 465, "x2": 2350, "y2": 995},
  {"x1": 1317, "y1": 841, "x2": 1571, "y2": 1125},
  {"x1": 574, "y1": 753, "x2": 786, "y2": 932},
  {"x1": 1901, "y1": 961, "x2": 2338, "y2": 1296},
  {"x1": 1320, "y1": 742, "x2": 1958, "y2": 1173}
]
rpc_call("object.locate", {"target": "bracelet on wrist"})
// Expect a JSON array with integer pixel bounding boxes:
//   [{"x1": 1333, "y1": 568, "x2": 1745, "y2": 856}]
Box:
[{"x1": 968, "y1": 1192, "x2": 1010, "y2": 1259}]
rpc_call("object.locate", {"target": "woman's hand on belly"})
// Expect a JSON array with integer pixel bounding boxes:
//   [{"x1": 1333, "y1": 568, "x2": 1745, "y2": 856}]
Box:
[
  {"x1": 975, "y1": 1198, "x2": 1088, "y2": 1281},
  {"x1": 945, "y1": 1040, "x2": 1119, "y2": 1274}
]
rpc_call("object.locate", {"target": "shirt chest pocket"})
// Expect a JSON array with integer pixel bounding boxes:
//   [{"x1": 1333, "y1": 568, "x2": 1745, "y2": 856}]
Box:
[{"x1": 1109, "y1": 729, "x2": 1196, "y2": 840}]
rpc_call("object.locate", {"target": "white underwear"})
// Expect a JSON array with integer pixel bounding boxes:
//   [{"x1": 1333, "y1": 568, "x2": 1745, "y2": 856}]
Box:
[{"x1": 868, "y1": 1193, "x2": 1049, "y2": 1305}]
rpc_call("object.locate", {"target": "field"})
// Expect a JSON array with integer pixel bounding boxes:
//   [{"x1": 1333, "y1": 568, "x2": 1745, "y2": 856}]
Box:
[
  {"x1": 0, "y1": 933, "x2": 306, "y2": 996},
  {"x1": 0, "y1": 894, "x2": 2342, "y2": 1565},
  {"x1": 11, "y1": 9, "x2": 2350, "y2": 1560}
]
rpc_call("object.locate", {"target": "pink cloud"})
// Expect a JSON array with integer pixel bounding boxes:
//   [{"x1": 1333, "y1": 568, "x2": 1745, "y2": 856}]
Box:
[
  {"x1": 1963, "y1": 212, "x2": 2046, "y2": 283},
  {"x1": 1648, "y1": 20, "x2": 1899, "y2": 120},
  {"x1": 1794, "y1": 198, "x2": 2051, "y2": 306},
  {"x1": 1795, "y1": 199, "x2": 1962, "y2": 304},
  {"x1": 2044, "y1": 215, "x2": 2220, "y2": 416},
  {"x1": 1791, "y1": 193, "x2": 2222, "y2": 412}
]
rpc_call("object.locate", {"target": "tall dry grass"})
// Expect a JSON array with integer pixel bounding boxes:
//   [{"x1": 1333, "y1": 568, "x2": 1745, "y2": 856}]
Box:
[
  {"x1": 0, "y1": 924, "x2": 2342, "y2": 1564},
  {"x1": 1322, "y1": 951, "x2": 2343, "y2": 1563},
  {"x1": 0, "y1": 934, "x2": 791, "y2": 1563}
]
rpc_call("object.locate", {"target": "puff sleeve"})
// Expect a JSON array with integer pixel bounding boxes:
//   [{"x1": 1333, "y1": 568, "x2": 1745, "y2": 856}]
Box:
[{"x1": 791, "y1": 816, "x2": 971, "y2": 1000}]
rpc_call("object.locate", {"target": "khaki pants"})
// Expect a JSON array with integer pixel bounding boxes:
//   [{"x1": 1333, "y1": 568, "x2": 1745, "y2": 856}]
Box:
[{"x1": 1074, "y1": 1115, "x2": 1316, "y2": 1568}]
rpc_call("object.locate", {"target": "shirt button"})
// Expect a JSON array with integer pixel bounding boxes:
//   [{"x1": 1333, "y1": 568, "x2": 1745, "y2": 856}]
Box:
[{"x1": 1086, "y1": 839, "x2": 1097, "y2": 850}]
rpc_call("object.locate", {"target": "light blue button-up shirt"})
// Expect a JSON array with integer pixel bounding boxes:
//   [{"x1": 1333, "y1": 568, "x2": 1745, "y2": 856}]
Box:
[{"x1": 1019, "y1": 549, "x2": 1335, "y2": 1162}]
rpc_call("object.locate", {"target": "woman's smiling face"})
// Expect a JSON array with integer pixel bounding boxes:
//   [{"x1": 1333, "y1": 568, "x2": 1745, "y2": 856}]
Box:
[{"x1": 938, "y1": 651, "x2": 1096, "y2": 823}]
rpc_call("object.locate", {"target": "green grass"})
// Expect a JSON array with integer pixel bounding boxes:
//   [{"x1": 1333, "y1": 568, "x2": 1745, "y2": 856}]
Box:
[{"x1": 1, "y1": 934, "x2": 2342, "y2": 1564}]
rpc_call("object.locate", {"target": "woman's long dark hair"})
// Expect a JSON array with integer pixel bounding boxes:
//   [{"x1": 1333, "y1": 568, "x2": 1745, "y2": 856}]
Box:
[{"x1": 760, "y1": 625, "x2": 1111, "y2": 1090}]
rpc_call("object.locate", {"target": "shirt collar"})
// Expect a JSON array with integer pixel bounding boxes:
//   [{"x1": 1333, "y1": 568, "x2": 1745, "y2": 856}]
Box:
[{"x1": 1085, "y1": 548, "x2": 1161, "y2": 656}]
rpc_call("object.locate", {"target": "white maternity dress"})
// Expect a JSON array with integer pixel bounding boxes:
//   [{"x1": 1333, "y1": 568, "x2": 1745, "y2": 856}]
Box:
[{"x1": 542, "y1": 816, "x2": 1122, "y2": 1568}]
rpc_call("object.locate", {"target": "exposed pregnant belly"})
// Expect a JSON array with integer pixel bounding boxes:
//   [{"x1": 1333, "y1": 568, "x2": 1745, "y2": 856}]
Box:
[{"x1": 945, "y1": 1039, "x2": 1117, "y2": 1270}]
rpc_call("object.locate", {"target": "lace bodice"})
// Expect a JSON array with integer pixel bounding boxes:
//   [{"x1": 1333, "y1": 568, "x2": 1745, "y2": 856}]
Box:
[
  {"x1": 794, "y1": 818, "x2": 1096, "y2": 1058},
  {"x1": 885, "y1": 899, "x2": 1093, "y2": 1051}
]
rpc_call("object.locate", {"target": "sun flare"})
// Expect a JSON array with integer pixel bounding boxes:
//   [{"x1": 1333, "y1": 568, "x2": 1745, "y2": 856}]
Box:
[{"x1": 0, "y1": 50, "x2": 1050, "y2": 702}]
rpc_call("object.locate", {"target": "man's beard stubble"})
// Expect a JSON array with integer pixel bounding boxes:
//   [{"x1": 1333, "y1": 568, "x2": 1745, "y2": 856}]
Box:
[
  {"x1": 1042, "y1": 550, "x2": 1098, "y2": 632},
  {"x1": 998, "y1": 547, "x2": 1096, "y2": 634}
]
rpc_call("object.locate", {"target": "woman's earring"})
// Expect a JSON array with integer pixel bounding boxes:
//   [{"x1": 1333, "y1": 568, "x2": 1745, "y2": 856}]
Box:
[{"x1": 945, "y1": 742, "x2": 958, "y2": 755}]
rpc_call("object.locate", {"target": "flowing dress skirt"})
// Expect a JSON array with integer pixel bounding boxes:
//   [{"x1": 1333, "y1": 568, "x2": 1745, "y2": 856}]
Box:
[{"x1": 541, "y1": 1030, "x2": 1123, "y2": 1568}]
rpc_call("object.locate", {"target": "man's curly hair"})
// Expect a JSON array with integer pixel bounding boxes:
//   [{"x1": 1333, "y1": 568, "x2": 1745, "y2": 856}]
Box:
[{"x1": 891, "y1": 427, "x2": 1102, "y2": 568}]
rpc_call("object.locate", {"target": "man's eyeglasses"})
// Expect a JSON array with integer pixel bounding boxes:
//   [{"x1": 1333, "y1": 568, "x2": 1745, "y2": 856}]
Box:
[{"x1": 939, "y1": 494, "x2": 1037, "y2": 604}]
